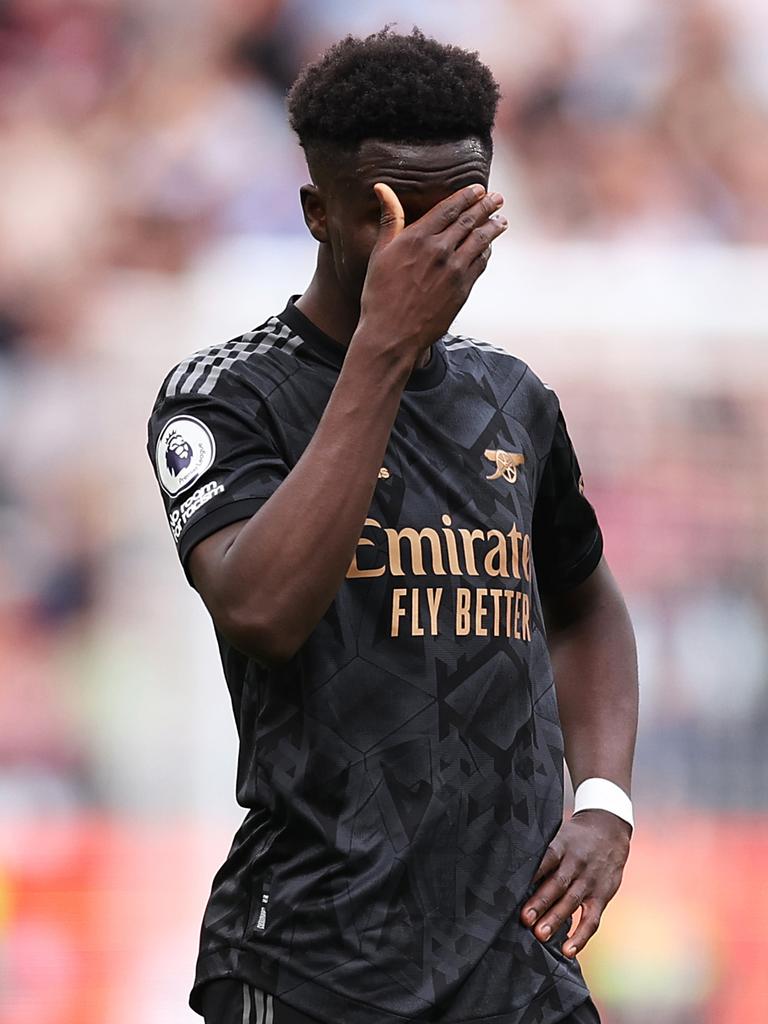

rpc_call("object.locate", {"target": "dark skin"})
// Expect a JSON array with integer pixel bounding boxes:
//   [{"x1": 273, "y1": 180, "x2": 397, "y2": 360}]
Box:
[
  {"x1": 296, "y1": 137, "x2": 494, "y2": 357},
  {"x1": 188, "y1": 136, "x2": 638, "y2": 960}
]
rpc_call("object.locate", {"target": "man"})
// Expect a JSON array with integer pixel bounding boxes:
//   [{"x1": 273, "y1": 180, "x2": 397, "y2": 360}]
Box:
[{"x1": 147, "y1": 28, "x2": 638, "y2": 1024}]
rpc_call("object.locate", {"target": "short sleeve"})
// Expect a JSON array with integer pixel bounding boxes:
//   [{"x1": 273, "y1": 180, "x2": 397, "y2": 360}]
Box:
[
  {"x1": 532, "y1": 407, "x2": 603, "y2": 593},
  {"x1": 147, "y1": 384, "x2": 289, "y2": 583}
]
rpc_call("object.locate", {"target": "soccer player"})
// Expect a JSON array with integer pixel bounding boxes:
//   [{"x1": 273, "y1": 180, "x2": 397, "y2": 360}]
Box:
[{"x1": 147, "y1": 29, "x2": 638, "y2": 1024}]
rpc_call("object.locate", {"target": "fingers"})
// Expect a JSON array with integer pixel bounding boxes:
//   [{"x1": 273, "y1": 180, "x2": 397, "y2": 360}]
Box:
[
  {"x1": 374, "y1": 182, "x2": 507, "y2": 271},
  {"x1": 521, "y1": 857, "x2": 571, "y2": 931},
  {"x1": 419, "y1": 183, "x2": 488, "y2": 234},
  {"x1": 443, "y1": 190, "x2": 505, "y2": 248},
  {"x1": 521, "y1": 837, "x2": 577, "y2": 932},
  {"x1": 468, "y1": 245, "x2": 493, "y2": 280},
  {"x1": 534, "y1": 839, "x2": 564, "y2": 884},
  {"x1": 532, "y1": 882, "x2": 590, "y2": 943},
  {"x1": 458, "y1": 212, "x2": 508, "y2": 263},
  {"x1": 463, "y1": 213, "x2": 508, "y2": 286},
  {"x1": 373, "y1": 182, "x2": 405, "y2": 246},
  {"x1": 522, "y1": 863, "x2": 603, "y2": 956},
  {"x1": 562, "y1": 898, "x2": 602, "y2": 958}
]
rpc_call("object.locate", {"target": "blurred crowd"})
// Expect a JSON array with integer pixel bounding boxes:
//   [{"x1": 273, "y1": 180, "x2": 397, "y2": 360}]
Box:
[
  {"x1": 1, "y1": 0, "x2": 768, "y2": 817},
  {"x1": 2, "y1": 0, "x2": 768, "y2": 293}
]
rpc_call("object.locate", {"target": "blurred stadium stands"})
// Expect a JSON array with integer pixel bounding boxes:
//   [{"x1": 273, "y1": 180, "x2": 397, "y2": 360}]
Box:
[{"x1": 1, "y1": 1, "x2": 767, "y2": 1021}]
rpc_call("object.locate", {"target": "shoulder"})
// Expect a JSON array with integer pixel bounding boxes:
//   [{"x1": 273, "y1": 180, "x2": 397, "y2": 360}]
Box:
[
  {"x1": 154, "y1": 314, "x2": 301, "y2": 408},
  {"x1": 443, "y1": 331, "x2": 559, "y2": 416},
  {"x1": 147, "y1": 314, "x2": 305, "y2": 460},
  {"x1": 443, "y1": 331, "x2": 522, "y2": 365}
]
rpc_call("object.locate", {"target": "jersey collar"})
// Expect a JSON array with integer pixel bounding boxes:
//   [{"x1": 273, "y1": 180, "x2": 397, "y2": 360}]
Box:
[{"x1": 278, "y1": 296, "x2": 447, "y2": 392}]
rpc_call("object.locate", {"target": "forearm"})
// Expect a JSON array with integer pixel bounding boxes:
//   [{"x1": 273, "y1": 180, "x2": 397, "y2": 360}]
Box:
[
  {"x1": 545, "y1": 559, "x2": 638, "y2": 794},
  {"x1": 203, "y1": 327, "x2": 413, "y2": 659},
  {"x1": 190, "y1": 184, "x2": 506, "y2": 661}
]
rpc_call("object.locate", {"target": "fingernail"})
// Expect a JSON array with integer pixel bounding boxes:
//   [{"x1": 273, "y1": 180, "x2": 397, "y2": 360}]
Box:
[
  {"x1": 492, "y1": 192, "x2": 504, "y2": 204},
  {"x1": 567, "y1": 944, "x2": 578, "y2": 957},
  {"x1": 471, "y1": 184, "x2": 485, "y2": 196},
  {"x1": 526, "y1": 910, "x2": 537, "y2": 924},
  {"x1": 540, "y1": 924, "x2": 552, "y2": 938}
]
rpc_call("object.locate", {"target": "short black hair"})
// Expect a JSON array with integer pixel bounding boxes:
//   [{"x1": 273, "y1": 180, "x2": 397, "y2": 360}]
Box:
[{"x1": 287, "y1": 28, "x2": 500, "y2": 160}]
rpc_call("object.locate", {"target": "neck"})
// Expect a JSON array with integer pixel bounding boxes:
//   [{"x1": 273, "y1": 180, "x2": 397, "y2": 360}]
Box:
[
  {"x1": 294, "y1": 255, "x2": 360, "y2": 347},
  {"x1": 295, "y1": 250, "x2": 430, "y2": 369}
]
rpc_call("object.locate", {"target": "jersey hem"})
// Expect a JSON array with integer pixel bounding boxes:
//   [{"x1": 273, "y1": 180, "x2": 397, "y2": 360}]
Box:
[{"x1": 189, "y1": 946, "x2": 591, "y2": 1024}]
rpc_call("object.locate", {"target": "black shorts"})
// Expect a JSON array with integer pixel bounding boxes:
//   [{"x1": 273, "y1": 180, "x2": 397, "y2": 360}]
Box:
[{"x1": 199, "y1": 979, "x2": 601, "y2": 1024}]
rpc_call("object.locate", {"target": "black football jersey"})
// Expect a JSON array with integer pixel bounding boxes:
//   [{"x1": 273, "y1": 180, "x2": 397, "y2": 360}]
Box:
[{"x1": 147, "y1": 298, "x2": 603, "y2": 1024}]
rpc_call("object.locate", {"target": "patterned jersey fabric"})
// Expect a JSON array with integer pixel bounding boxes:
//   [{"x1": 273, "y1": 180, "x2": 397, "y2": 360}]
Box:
[{"x1": 147, "y1": 298, "x2": 603, "y2": 1024}]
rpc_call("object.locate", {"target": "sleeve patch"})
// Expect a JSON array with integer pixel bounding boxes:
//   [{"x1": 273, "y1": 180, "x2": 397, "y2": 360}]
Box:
[
  {"x1": 169, "y1": 480, "x2": 226, "y2": 541},
  {"x1": 155, "y1": 415, "x2": 216, "y2": 496}
]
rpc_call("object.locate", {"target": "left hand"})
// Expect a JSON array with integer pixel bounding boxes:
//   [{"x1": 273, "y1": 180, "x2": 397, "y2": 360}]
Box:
[{"x1": 520, "y1": 809, "x2": 631, "y2": 958}]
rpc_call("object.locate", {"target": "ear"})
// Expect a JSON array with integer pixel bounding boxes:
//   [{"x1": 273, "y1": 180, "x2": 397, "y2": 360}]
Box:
[{"x1": 300, "y1": 184, "x2": 328, "y2": 243}]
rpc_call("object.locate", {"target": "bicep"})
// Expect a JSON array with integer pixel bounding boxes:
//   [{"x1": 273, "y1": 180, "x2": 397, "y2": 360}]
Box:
[
  {"x1": 187, "y1": 516, "x2": 281, "y2": 661},
  {"x1": 542, "y1": 555, "x2": 614, "y2": 633},
  {"x1": 188, "y1": 519, "x2": 250, "y2": 601}
]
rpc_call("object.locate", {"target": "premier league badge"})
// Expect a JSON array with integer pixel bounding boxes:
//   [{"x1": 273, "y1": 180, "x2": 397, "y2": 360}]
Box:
[{"x1": 156, "y1": 416, "x2": 216, "y2": 496}]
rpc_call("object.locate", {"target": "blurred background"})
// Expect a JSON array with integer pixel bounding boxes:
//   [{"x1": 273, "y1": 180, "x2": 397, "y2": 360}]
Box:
[{"x1": 1, "y1": 0, "x2": 767, "y2": 1021}]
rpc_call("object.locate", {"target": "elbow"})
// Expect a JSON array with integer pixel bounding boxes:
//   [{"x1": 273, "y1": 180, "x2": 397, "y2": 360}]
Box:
[{"x1": 216, "y1": 602, "x2": 302, "y2": 666}]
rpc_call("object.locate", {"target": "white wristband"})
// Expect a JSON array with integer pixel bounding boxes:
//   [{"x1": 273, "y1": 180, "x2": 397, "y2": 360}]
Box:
[{"x1": 573, "y1": 778, "x2": 634, "y2": 830}]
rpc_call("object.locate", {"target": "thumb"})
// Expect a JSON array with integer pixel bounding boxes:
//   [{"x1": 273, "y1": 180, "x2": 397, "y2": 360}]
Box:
[{"x1": 373, "y1": 183, "x2": 405, "y2": 246}]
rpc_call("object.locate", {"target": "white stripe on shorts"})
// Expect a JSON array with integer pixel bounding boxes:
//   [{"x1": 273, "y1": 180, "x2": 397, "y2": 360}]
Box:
[
  {"x1": 240, "y1": 983, "x2": 276, "y2": 1024},
  {"x1": 242, "y1": 983, "x2": 274, "y2": 1024}
]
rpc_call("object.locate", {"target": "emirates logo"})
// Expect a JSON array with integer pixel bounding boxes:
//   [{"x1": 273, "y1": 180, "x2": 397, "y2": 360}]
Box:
[{"x1": 484, "y1": 448, "x2": 525, "y2": 484}]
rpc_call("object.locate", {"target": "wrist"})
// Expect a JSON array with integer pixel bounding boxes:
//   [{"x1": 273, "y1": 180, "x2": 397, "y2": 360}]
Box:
[
  {"x1": 348, "y1": 321, "x2": 417, "y2": 382},
  {"x1": 354, "y1": 315, "x2": 430, "y2": 376},
  {"x1": 573, "y1": 777, "x2": 634, "y2": 830}
]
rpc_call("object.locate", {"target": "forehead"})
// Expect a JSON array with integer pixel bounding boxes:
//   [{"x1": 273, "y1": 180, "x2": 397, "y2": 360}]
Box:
[{"x1": 336, "y1": 137, "x2": 491, "y2": 199}]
